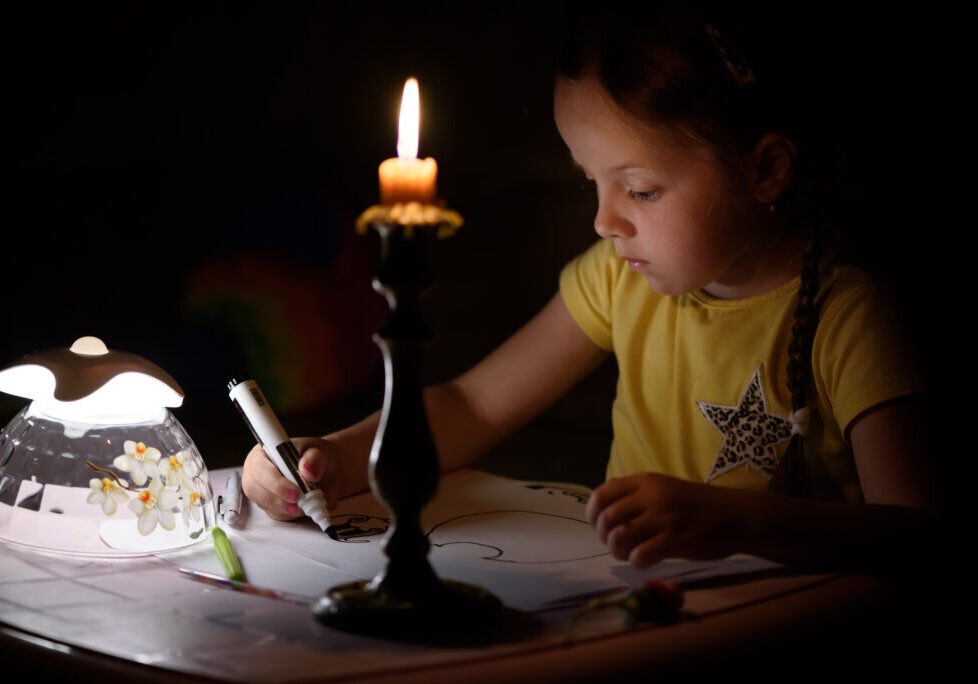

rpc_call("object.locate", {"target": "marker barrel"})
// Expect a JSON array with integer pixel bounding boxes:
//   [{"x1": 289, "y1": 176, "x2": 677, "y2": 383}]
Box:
[{"x1": 229, "y1": 379, "x2": 310, "y2": 494}]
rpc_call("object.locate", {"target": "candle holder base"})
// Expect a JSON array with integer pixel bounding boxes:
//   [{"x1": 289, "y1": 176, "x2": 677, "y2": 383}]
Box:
[{"x1": 312, "y1": 578, "x2": 503, "y2": 642}]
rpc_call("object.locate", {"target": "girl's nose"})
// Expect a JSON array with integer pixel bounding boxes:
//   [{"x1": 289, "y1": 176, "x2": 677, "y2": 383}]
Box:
[{"x1": 593, "y1": 199, "x2": 635, "y2": 239}]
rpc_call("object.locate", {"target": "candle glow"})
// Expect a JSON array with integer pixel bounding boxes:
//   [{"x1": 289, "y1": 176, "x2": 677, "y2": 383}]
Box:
[{"x1": 378, "y1": 78, "x2": 438, "y2": 205}]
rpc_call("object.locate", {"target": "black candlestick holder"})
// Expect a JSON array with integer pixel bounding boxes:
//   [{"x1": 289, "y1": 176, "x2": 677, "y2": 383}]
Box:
[{"x1": 311, "y1": 202, "x2": 502, "y2": 639}]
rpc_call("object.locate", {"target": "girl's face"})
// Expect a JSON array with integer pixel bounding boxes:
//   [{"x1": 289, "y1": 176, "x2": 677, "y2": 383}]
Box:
[{"x1": 554, "y1": 76, "x2": 775, "y2": 299}]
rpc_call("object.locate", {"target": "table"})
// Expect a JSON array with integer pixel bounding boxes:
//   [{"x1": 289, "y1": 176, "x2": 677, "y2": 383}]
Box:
[{"x1": 0, "y1": 469, "x2": 967, "y2": 682}]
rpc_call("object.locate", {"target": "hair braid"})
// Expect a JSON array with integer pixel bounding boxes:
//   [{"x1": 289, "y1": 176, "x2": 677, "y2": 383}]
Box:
[{"x1": 768, "y1": 228, "x2": 822, "y2": 497}]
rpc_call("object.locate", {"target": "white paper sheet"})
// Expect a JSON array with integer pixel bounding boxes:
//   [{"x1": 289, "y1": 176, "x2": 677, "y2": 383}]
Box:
[
  {"x1": 167, "y1": 468, "x2": 783, "y2": 612},
  {"x1": 0, "y1": 467, "x2": 796, "y2": 683}
]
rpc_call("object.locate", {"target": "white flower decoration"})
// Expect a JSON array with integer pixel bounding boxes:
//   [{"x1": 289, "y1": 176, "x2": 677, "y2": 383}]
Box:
[
  {"x1": 87, "y1": 477, "x2": 129, "y2": 515},
  {"x1": 159, "y1": 450, "x2": 199, "y2": 490},
  {"x1": 112, "y1": 441, "x2": 161, "y2": 487},
  {"x1": 127, "y1": 477, "x2": 178, "y2": 535},
  {"x1": 181, "y1": 489, "x2": 203, "y2": 526}
]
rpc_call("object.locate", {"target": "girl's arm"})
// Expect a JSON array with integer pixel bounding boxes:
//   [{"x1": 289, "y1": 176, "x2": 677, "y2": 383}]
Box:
[
  {"x1": 586, "y1": 397, "x2": 943, "y2": 574},
  {"x1": 243, "y1": 293, "x2": 609, "y2": 519},
  {"x1": 430, "y1": 292, "x2": 610, "y2": 473}
]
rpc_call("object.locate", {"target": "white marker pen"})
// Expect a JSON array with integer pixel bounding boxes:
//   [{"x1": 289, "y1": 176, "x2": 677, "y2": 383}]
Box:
[
  {"x1": 228, "y1": 377, "x2": 330, "y2": 532},
  {"x1": 221, "y1": 470, "x2": 242, "y2": 526}
]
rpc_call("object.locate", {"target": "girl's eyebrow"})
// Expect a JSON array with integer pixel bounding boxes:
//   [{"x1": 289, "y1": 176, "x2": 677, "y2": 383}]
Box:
[
  {"x1": 613, "y1": 162, "x2": 663, "y2": 175},
  {"x1": 568, "y1": 154, "x2": 661, "y2": 176},
  {"x1": 567, "y1": 151, "x2": 664, "y2": 177}
]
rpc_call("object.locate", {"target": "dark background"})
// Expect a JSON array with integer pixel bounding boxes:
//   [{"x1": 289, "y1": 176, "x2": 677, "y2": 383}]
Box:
[{"x1": 1, "y1": 3, "x2": 956, "y2": 489}]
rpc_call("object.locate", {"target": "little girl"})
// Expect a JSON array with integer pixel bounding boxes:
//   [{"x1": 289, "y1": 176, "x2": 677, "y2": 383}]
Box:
[{"x1": 242, "y1": 8, "x2": 937, "y2": 572}]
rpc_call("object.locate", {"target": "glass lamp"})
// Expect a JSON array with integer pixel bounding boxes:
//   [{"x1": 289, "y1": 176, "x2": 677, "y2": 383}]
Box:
[{"x1": 0, "y1": 337, "x2": 216, "y2": 556}]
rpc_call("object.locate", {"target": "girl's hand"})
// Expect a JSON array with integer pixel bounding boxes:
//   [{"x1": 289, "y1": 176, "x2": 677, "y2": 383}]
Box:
[
  {"x1": 586, "y1": 473, "x2": 752, "y2": 569},
  {"x1": 241, "y1": 437, "x2": 351, "y2": 522}
]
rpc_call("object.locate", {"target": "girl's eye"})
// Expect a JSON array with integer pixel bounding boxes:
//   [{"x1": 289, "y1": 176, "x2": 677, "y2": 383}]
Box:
[{"x1": 628, "y1": 189, "x2": 660, "y2": 202}]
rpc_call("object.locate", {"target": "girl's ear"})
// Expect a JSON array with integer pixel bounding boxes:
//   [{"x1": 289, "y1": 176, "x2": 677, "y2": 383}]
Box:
[{"x1": 751, "y1": 133, "x2": 797, "y2": 203}]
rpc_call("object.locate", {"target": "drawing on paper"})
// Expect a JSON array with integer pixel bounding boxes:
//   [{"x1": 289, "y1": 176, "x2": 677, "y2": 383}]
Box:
[
  {"x1": 323, "y1": 479, "x2": 606, "y2": 563},
  {"x1": 523, "y1": 483, "x2": 591, "y2": 504},
  {"x1": 427, "y1": 510, "x2": 608, "y2": 564},
  {"x1": 326, "y1": 513, "x2": 390, "y2": 542}
]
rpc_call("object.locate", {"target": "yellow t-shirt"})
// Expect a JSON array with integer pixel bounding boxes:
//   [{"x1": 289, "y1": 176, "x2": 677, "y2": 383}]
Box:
[{"x1": 559, "y1": 238, "x2": 924, "y2": 501}]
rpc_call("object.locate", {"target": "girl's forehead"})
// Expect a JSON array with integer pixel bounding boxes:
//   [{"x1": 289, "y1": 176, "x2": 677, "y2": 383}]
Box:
[
  {"x1": 554, "y1": 76, "x2": 632, "y2": 129},
  {"x1": 554, "y1": 76, "x2": 704, "y2": 170}
]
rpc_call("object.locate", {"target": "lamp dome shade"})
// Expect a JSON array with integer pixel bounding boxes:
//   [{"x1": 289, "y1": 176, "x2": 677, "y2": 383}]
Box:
[{"x1": 0, "y1": 337, "x2": 183, "y2": 423}]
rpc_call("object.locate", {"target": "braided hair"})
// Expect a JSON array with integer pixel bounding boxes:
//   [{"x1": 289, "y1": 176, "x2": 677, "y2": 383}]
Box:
[
  {"x1": 768, "y1": 229, "x2": 822, "y2": 496},
  {"x1": 557, "y1": 5, "x2": 829, "y2": 497}
]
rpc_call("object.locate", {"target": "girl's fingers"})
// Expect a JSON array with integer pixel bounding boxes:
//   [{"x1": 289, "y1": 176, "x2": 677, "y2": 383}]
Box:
[
  {"x1": 593, "y1": 495, "x2": 646, "y2": 544},
  {"x1": 243, "y1": 476, "x2": 298, "y2": 521},
  {"x1": 255, "y1": 450, "x2": 303, "y2": 500},
  {"x1": 296, "y1": 442, "x2": 341, "y2": 509},
  {"x1": 586, "y1": 477, "x2": 638, "y2": 526},
  {"x1": 242, "y1": 446, "x2": 302, "y2": 519},
  {"x1": 297, "y1": 443, "x2": 327, "y2": 485},
  {"x1": 627, "y1": 533, "x2": 674, "y2": 570},
  {"x1": 605, "y1": 510, "x2": 668, "y2": 564}
]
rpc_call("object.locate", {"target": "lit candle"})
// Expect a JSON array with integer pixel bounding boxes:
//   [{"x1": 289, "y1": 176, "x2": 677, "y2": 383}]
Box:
[{"x1": 378, "y1": 78, "x2": 438, "y2": 205}]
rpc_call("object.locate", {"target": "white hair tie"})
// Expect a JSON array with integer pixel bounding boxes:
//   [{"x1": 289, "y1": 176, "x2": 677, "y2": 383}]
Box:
[{"x1": 789, "y1": 407, "x2": 810, "y2": 437}]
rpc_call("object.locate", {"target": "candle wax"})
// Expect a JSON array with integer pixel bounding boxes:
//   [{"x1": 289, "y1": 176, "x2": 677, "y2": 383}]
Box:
[{"x1": 378, "y1": 157, "x2": 438, "y2": 205}]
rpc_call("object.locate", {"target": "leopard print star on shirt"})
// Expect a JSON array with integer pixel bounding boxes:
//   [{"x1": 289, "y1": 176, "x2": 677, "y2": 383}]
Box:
[{"x1": 697, "y1": 366, "x2": 794, "y2": 482}]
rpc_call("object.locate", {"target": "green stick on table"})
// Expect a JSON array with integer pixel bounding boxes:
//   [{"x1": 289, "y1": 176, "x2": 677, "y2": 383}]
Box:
[{"x1": 212, "y1": 526, "x2": 246, "y2": 582}]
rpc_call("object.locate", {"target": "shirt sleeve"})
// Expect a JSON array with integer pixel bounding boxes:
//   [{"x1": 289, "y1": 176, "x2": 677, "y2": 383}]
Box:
[
  {"x1": 558, "y1": 239, "x2": 619, "y2": 351},
  {"x1": 813, "y1": 269, "x2": 927, "y2": 438}
]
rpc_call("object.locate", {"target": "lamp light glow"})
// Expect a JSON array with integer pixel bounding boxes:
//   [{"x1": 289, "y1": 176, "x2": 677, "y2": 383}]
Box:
[{"x1": 70, "y1": 336, "x2": 110, "y2": 356}]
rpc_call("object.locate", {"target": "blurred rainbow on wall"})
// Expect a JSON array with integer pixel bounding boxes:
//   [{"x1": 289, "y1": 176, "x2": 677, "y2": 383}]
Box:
[{"x1": 182, "y1": 199, "x2": 385, "y2": 414}]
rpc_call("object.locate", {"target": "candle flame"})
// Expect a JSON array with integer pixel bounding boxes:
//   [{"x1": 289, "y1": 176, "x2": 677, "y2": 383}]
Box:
[{"x1": 397, "y1": 78, "x2": 420, "y2": 160}]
